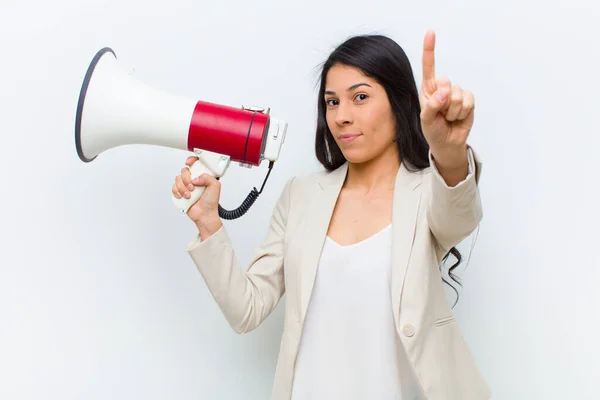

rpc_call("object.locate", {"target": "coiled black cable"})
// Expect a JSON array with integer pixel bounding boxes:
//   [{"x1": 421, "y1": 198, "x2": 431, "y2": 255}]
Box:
[
  {"x1": 218, "y1": 189, "x2": 259, "y2": 220},
  {"x1": 217, "y1": 161, "x2": 274, "y2": 220}
]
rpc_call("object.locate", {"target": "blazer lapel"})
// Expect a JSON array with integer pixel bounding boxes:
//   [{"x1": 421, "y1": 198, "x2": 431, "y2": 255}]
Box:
[
  {"x1": 390, "y1": 164, "x2": 424, "y2": 333},
  {"x1": 298, "y1": 163, "x2": 347, "y2": 324}
]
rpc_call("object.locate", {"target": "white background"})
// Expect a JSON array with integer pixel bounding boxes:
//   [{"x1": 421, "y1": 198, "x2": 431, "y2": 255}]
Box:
[{"x1": 1, "y1": 0, "x2": 599, "y2": 399}]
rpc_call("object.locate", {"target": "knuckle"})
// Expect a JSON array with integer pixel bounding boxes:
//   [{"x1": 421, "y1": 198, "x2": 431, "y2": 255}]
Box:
[
  {"x1": 451, "y1": 88, "x2": 463, "y2": 103},
  {"x1": 437, "y1": 77, "x2": 451, "y2": 86},
  {"x1": 464, "y1": 94, "x2": 474, "y2": 107}
]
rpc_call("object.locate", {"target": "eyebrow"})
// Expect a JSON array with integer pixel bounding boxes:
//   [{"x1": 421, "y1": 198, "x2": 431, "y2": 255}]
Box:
[{"x1": 324, "y1": 82, "x2": 372, "y2": 95}]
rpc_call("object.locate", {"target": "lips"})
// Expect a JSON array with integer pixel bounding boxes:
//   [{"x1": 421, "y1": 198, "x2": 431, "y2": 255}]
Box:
[{"x1": 338, "y1": 133, "x2": 361, "y2": 143}]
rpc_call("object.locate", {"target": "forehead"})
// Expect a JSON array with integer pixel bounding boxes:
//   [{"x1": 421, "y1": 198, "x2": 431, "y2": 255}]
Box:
[{"x1": 325, "y1": 64, "x2": 377, "y2": 89}]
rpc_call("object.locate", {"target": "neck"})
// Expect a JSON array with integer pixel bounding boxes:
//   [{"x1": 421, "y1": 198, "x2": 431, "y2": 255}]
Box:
[{"x1": 344, "y1": 145, "x2": 400, "y2": 193}]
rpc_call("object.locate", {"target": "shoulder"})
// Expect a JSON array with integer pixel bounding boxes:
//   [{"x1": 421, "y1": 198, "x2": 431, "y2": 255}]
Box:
[
  {"x1": 276, "y1": 165, "x2": 339, "y2": 204},
  {"x1": 420, "y1": 165, "x2": 434, "y2": 183},
  {"x1": 285, "y1": 166, "x2": 334, "y2": 191},
  {"x1": 290, "y1": 168, "x2": 328, "y2": 187},
  {"x1": 401, "y1": 163, "x2": 434, "y2": 188}
]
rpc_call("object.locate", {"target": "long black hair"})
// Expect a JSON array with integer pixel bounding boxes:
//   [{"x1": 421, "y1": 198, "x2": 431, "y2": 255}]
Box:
[{"x1": 314, "y1": 34, "x2": 466, "y2": 307}]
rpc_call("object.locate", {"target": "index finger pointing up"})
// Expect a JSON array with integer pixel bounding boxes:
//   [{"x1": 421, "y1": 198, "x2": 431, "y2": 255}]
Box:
[{"x1": 422, "y1": 30, "x2": 436, "y2": 83}]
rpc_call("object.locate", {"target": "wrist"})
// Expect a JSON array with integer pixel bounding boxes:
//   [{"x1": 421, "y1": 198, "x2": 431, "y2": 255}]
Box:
[
  {"x1": 195, "y1": 217, "x2": 223, "y2": 241},
  {"x1": 430, "y1": 145, "x2": 468, "y2": 170},
  {"x1": 430, "y1": 145, "x2": 470, "y2": 187}
]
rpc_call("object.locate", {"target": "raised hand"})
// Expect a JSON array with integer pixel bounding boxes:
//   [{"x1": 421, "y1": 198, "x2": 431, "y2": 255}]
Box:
[{"x1": 419, "y1": 30, "x2": 474, "y2": 168}]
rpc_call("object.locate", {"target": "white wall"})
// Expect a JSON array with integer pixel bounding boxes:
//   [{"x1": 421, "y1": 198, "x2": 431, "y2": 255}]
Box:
[{"x1": 1, "y1": 0, "x2": 598, "y2": 399}]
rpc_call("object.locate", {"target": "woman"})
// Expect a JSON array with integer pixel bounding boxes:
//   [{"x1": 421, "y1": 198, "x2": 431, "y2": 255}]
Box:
[{"x1": 173, "y1": 31, "x2": 491, "y2": 400}]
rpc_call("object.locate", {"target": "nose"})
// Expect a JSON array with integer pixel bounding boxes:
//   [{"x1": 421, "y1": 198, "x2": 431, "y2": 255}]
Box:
[{"x1": 334, "y1": 101, "x2": 353, "y2": 126}]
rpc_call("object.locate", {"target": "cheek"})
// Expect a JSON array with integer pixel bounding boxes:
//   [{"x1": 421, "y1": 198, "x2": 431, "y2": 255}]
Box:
[
  {"x1": 325, "y1": 111, "x2": 333, "y2": 128},
  {"x1": 365, "y1": 107, "x2": 396, "y2": 142},
  {"x1": 325, "y1": 110, "x2": 337, "y2": 131},
  {"x1": 324, "y1": 111, "x2": 342, "y2": 145}
]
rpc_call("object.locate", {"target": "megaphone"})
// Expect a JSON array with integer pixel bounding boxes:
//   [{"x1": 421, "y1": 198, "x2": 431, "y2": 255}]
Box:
[{"x1": 75, "y1": 47, "x2": 287, "y2": 218}]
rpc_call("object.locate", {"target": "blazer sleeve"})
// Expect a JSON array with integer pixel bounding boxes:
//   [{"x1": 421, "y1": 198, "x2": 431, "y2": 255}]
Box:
[
  {"x1": 426, "y1": 145, "x2": 483, "y2": 256},
  {"x1": 185, "y1": 176, "x2": 295, "y2": 335}
]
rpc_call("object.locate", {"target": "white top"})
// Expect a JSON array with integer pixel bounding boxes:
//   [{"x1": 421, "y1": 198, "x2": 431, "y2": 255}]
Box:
[{"x1": 290, "y1": 224, "x2": 425, "y2": 400}]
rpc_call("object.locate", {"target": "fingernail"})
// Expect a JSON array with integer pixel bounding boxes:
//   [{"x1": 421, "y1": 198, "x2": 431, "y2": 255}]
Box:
[
  {"x1": 174, "y1": 193, "x2": 181, "y2": 199},
  {"x1": 184, "y1": 192, "x2": 190, "y2": 199},
  {"x1": 192, "y1": 177, "x2": 200, "y2": 184},
  {"x1": 188, "y1": 184, "x2": 194, "y2": 191}
]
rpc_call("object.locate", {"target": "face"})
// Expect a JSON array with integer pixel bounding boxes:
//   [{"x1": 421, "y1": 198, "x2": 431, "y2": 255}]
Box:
[{"x1": 324, "y1": 63, "x2": 397, "y2": 164}]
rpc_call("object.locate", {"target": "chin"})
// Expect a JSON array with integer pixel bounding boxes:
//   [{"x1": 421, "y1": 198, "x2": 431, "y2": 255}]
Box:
[{"x1": 340, "y1": 148, "x2": 372, "y2": 164}]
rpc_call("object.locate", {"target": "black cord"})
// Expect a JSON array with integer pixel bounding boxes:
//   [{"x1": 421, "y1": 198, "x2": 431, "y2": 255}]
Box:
[{"x1": 217, "y1": 161, "x2": 275, "y2": 220}]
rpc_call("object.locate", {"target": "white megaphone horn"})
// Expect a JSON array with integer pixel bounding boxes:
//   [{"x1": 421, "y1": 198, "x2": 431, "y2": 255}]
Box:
[{"x1": 75, "y1": 47, "x2": 288, "y2": 217}]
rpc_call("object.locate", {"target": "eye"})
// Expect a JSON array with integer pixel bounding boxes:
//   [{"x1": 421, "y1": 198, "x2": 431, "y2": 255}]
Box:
[
  {"x1": 325, "y1": 98, "x2": 339, "y2": 107},
  {"x1": 354, "y1": 93, "x2": 368, "y2": 102}
]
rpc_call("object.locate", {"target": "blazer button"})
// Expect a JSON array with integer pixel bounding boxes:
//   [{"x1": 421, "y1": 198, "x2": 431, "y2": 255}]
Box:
[{"x1": 402, "y1": 324, "x2": 416, "y2": 337}]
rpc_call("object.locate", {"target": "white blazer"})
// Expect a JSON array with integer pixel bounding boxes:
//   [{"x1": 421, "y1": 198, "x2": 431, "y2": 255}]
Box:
[{"x1": 187, "y1": 146, "x2": 492, "y2": 399}]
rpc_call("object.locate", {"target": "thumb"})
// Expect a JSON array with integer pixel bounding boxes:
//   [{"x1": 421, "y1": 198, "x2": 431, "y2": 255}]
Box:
[
  {"x1": 191, "y1": 173, "x2": 221, "y2": 208},
  {"x1": 192, "y1": 173, "x2": 219, "y2": 187},
  {"x1": 421, "y1": 87, "x2": 449, "y2": 125},
  {"x1": 185, "y1": 156, "x2": 199, "y2": 166}
]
